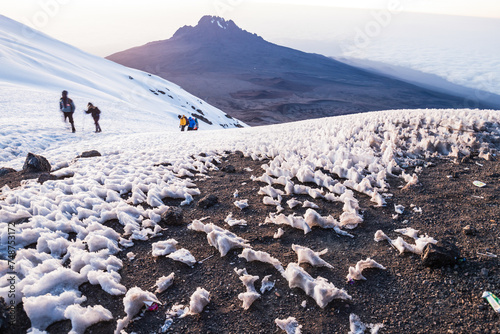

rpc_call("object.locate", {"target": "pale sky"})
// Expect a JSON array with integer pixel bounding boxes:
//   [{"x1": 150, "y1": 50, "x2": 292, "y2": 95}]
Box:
[{"x1": 1, "y1": 0, "x2": 499, "y2": 56}]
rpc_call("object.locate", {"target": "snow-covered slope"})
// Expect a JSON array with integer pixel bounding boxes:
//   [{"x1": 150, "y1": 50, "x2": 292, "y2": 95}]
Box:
[{"x1": 0, "y1": 14, "x2": 245, "y2": 156}]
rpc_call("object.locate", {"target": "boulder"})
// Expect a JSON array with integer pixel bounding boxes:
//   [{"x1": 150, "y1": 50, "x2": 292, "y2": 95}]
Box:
[
  {"x1": 22, "y1": 153, "x2": 51, "y2": 173},
  {"x1": 160, "y1": 207, "x2": 184, "y2": 226},
  {"x1": 77, "y1": 150, "x2": 102, "y2": 158},
  {"x1": 421, "y1": 242, "x2": 460, "y2": 268},
  {"x1": 0, "y1": 167, "x2": 16, "y2": 177},
  {"x1": 198, "y1": 194, "x2": 219, "y2": 209}
]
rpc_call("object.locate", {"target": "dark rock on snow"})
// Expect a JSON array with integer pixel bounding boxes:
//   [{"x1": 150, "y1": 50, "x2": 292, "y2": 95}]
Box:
[
  {"x1": 198, "y1": 194, "x2": 218, "y2": 209},
  {"x1": 421, "y1": 242, "x2": 461, "y2": 268},
  {"x1": 0, "y1": 167, "x2": 16, "y2": 177},
  {"x1": 22, "y1": 153, "x2": 51, "y2": 173},
  {"x1": 77, "y1": 150, "x2": 102, "y2": 158},
  {"x1": 160, "y1": 207, "x2": 184, "y2": 226}
]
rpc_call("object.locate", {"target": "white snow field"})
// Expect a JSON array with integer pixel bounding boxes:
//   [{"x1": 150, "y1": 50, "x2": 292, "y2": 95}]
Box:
[
  {"x1": 1, "y1": 13, "x2": 500, "y2": 334},
  {"x1": 0, "y1": 14, "x2": 245, "y2": 166}
]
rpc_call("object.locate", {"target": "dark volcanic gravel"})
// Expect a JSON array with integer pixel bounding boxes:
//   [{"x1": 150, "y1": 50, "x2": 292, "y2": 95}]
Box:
[{"x1": 4, "y1": 152, "x2": 499, "y2": 334}]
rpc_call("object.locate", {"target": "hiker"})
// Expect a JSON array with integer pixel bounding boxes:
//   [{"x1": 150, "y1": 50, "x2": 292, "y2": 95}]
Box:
[
  {"x1": 178, "y1": 115, "x2": 188, "y2": 131},
  {"x1": 85, "y1": 102, "x2": 102, "y2": 133},
  {"x1": 187, "y1": 117, "x2": 196, "y2": 131},
  {"x1": 194, "y1": 118, "x2": 199, "y2": 130},
  {"x1": 59, "y1": 90, "x2": 76, "y2": 132}
]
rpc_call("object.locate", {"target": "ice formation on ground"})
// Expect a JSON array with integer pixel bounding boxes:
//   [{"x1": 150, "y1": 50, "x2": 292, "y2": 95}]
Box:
[
  {"x1": 151, "y1": 239, "x2": 179, "y2": 257},
  {"x1": 23, "y1": 290, "x2": 86, "y2": 331},
  {"x1": 167, "y1": 248, "x2": 196, "y2": 266},
  {"x1": 282, "y1": 263, "x2": 351, "y2": 308},
  {"x1": 239, "y1": 248, "x2": 284, "y2": 273},
  {"x1": 303, "y1": 209, "x2": 355, "y2": 237},
  {"x1": 302, "y1": 200, "x2": 319, "y2": 209},
  {"x1": 394, "y1": 205, "x2": 405, "y2": 214},
  {"x1": 237, "y1": 274, "x2": 261, "y2": 310},
  {"x1": 287, "y1": 198, "x2": 302, "y2": 209},
  {"x1": 291, "y1": 244, "x2": 334, "y2": 269},
  {"x1": 64, "y1": 304, "x2": 113, "y2": 334},
  {"x1": 273, "y1": 228, "x2": 285, "y2": 239},
  {"x1": 155, "y1": 273, "x2": 175, "y2": 293},
  {"x1": 260, "y1": 275, "x2": 275, "y2": 293},
  {"x1": 114, "y1": 287, "x2": 160, "y2": 334},
  {"x1": 348, "y1": 313, "x2": 384, "y2": 334},
  {"x1": 265, "y1": 213, "x2": 312, "y2": 234},
  {"x1": 346, "y1": 258, "x2": 386, "y2": 282},
  {"x1": 263, "y1": 196, "x2": 282, "y2": 206},
  {"x1": 374, "y1": 229, "x2": 437, "y2": 255},
  {"x1": 188, "y1": 220, "x2": 251, "y2": 256},
  {"x1": 224, "y1": 212, "x2": 248, "y2": 226},
  {"x1": 187, "y1": 287, "x2": 210, "y2": 314},
  {"x1": 275, "y1": 316, "x2": 303, "y2": 334},
  {"x1": 87, "y1": 269, "x2": 127, "y2": 295},
  {"x1": 234, "y1": 199, "x2": 249, "y2": 210}
]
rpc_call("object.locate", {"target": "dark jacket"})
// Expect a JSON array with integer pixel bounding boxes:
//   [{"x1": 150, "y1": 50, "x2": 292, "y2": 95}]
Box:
[
  {"x1": 85, "y1": 106, "x2": 101, "y2": 119},
  {"x1": 60, "y1": 98, "x2": 75, "y2": 113}
]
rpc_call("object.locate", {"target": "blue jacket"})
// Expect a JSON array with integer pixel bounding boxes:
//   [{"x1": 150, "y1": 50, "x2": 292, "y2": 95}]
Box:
[{"x1": 188, "y1": 117, "x2": 196, "y2": 128}]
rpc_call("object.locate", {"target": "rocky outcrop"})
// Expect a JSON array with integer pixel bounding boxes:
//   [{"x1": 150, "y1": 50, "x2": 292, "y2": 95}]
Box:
[{"x1": 22, "y1": 153, "x2": 51, "y2": 173}]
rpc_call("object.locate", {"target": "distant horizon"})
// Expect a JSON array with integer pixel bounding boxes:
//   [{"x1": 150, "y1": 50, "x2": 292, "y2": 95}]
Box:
[{"x1": 1, "y1": 1, "x2": 500, "y2": 57}]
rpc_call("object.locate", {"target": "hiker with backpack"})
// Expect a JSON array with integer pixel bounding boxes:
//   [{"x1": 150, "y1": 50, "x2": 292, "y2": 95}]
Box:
[
  {"x1": 85, "y1": 102, "x2": 102, "y2": 133},
  {"x1": 178, "y1": 115, "x2": 188, "y2": 131},
  {"x1": 187, "y1": 116, "x2": 196, "y2": 131},
  {"x1": 59, "y1": 90, "x2": 76, "y2": 133}
]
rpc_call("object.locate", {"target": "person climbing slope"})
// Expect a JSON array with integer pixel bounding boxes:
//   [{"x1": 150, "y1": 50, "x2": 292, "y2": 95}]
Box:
[
  {"x1": 178, "y1": 115, "x2": 188, "y2": 131},
  {"x1": 59, "y1": 90, "x2": 76, "y2": 133},
  {"x1": 187, "y1": 116, "x2": 196, "y2": 131},
  {"x1": 85, "y1": 102, "x2": 102, "y2": 133}
]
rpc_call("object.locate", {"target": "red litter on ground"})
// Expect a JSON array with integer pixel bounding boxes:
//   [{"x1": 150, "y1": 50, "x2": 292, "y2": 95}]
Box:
[{"x1": 144, "y1": 301, "x2": 159, "y2": 311}]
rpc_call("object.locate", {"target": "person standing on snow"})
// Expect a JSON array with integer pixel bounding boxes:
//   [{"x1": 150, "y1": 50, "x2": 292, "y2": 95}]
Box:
[
  {"x1": 187, "y1": 116, "x2": 196, "y2": 131},
  {"x1": 194, "y1": 118, "x2": 199, "y2": 130},
  {"x1": 178, "y1": 115, "x2": 188, "y2": 131},
  {"x1": 85, "y1": 102, "x2": 102, "y2": 133},
  {"x1": 59, "y1": 90, "x2": 76, "y2": 133}
]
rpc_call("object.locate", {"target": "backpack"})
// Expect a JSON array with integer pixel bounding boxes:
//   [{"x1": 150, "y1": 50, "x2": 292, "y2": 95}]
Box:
[
  {"x1": 60, "y1": 98, "x2": 75, "y2": 113},
  {"x1": 180, "y1": 116, "x2": 187, "y2": 126}
]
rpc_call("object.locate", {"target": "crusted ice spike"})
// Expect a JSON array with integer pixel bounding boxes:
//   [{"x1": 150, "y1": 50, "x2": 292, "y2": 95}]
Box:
[
  {"x1": 346, "y1": 258, "x2": 386, "y2": 282},
  {"x1": 348, "y1": 313, "x2": 384, "y2": 334},
  {"x1": 237, "y1": 274, "x2": 261, "y2": 310},
  {"x1": 239, "y1": 248, "x2": 284, "y2": 273},
  {"x1": 275, "y1": 317, "x2": 302, "y2": 334},
  {"x1": 188, "y1": 221, "x2": 251, "y2": 256},
  {"x1": 291, "y1": 244, "x2": 333, "y2": 269},
  {"x1": 282, "y1": 263, "x2": 351, "y2": 308},
  {"x1": 187, "y1": 287, "x2": 210, "y2": 314}
]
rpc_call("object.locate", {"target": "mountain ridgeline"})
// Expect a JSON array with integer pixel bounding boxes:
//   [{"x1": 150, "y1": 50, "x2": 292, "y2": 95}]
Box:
[{"x1": 107, "y1": 15, "x2": 490, "y2": 126}]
